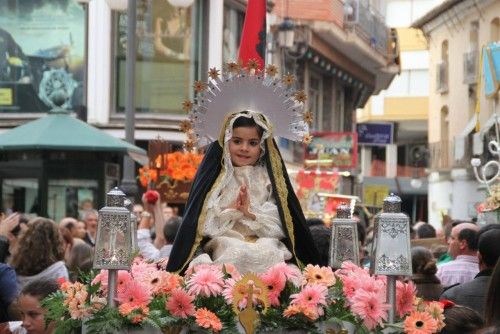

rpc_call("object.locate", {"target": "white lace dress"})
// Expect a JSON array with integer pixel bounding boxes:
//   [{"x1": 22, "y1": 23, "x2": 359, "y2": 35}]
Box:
[{"x1": 191, "y1": 165, "x2": 292, "y2": 273}]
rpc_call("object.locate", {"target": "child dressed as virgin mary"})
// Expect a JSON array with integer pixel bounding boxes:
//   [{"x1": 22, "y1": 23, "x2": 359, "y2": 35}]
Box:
[{"x1": 166, "y1": 64, "x2": 320, "y2": 274}]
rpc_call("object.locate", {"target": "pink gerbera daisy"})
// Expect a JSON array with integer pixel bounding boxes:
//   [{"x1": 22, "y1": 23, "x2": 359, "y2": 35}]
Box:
[
  {"x1": 116, "y1": 280, "x2": 152, "y2": 310},
  {"x1": 187, "y1": 266, "x2": 225, "y2": 297},
  {"x1": 303, "y1": 264, "x2": 336, "y2": 287},
  {"x1": 350, "y1": 289, "x2": 390, "y2": 330},
  {"x1": 396, "y1": 280, "x2": 417, "y2": 318},
  {"x1": 166, "y1": 288, "x2": 195, "y2": 318},
  {"x1": 290, "y1": 284, "x2": 327, "y2": 308},
  {"x1": 267, "y1": 262, "x2": 303, "y2": 287},
  {"x1": 260, "y1": 269, "x2": 286, "y2": 306}
]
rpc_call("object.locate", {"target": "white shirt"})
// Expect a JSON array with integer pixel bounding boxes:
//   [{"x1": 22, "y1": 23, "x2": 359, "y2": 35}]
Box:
[{"x1": 137, "y1": 229, "x2": 172, "y2": 261}]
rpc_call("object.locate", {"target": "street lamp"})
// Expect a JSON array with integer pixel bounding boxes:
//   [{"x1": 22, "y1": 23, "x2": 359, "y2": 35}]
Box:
[{"x1": 277, "y1": 17, "x2": 295, "y2": 49}]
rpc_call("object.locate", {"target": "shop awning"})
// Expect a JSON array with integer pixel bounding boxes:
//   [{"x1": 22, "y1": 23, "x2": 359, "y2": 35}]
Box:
[{"x1": 0, "y1": 111, "x2": 147, "y2": 164}]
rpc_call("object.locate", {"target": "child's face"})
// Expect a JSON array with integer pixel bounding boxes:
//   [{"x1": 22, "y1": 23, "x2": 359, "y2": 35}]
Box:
[
  {"x1": 228, "y1": 126, "x2": 262, "y2": 167},
  {"x1": 18, "y1": 294, "x2": 53, "y2": 334}
]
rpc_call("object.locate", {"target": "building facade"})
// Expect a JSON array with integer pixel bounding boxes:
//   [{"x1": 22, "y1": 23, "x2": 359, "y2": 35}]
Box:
[
  {"x1": 0, "y1": 0, "x2": 399, "y2": 218},
  {"x1": 357, "y1": 0, "x2": 443, "y2": 222},
  {"x1": 413, "y1": 0, "x2": 500, "y2": 226}
]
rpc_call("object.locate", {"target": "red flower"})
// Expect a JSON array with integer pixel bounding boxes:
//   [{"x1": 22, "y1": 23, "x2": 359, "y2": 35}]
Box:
[
  {"x1": 439, "y1": 299, "x2": 455, "y2": 309},
  {"x1": 57, "y1": 277, "x2": 67, "y2": 285},
  {"x1": 144, "y1": 190, "x2": 159, "y2": 204}
]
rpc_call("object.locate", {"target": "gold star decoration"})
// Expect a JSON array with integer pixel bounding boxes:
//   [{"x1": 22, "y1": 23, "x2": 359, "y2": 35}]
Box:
[
  {"x1": 193, "y1": 80, "x2": 207, "y2": 92},
  {"x1": 282, "y1": 73, "x2": 296, "y2": 86},
  {"x1": 303, "y1": 134, "x2": 313, "y2": 144},
  {"x1": 208, "y1": 67, "x2": 220, "y2": 80},
  {"x1": 226, "y1": 62, "x2": 241, "y2": 74},
  {"x1": 182, "y1": 100, "x2": 193, "y2": 112},
  {"x1": 265, "y1": 64, "x2": 278, "y2": 77},
  {"x1": 293, "y1": 90, "x2": 307, "y2": 103},
  {"x1": 246, "y1": 58, "x2": 260, "y2": 71},
  {"x1": 183, "y1": 139, "x2": 195, "y2": 151},
  {"x1": 303, "y1": 111, "x2": 313, "y2": 125},
  {"x1": 179, "y1": 120, "x2": 192, "y2": 133}
]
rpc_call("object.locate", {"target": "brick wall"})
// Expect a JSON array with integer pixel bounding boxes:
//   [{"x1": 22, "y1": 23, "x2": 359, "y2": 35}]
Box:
[{"x1": 272, "y1": 0, "x2": 344, "y2": 27}]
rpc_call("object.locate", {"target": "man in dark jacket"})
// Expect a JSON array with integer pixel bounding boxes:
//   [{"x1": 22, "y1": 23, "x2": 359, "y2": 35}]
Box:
[{"x1": 441, "y1": 228, "x2": 500, "y2": 316}]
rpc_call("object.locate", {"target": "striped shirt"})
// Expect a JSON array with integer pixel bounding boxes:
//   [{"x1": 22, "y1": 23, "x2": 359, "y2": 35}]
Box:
[{"x1": 436, "y1": 255, "x2": 479, "y2": 288}]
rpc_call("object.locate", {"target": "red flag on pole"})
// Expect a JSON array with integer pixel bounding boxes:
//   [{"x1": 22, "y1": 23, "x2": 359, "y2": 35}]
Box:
[{"x1": 238, "y1": 0, "x2": 267, "y2": 70}]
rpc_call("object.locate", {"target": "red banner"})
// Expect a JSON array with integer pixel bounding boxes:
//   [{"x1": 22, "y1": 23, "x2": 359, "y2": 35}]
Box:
[{"x1": 238, "y1": 0, "x2": 266, "y2": 70}]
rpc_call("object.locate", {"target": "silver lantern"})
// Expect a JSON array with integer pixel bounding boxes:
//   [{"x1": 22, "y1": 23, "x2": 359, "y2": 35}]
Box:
[
  {"x1": 329, "y1": 202, "x2": 359, "y2": 268},
  {"x1": 372, "y1": 193, "x2": 412, "y2": 323},
  {"x1": 93, "y1": 187, "x2": 133, "y2": 307}
]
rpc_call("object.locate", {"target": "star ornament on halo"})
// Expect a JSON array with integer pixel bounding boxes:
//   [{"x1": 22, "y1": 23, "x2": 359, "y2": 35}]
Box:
[
  {"x1": 179, "y1": 120, "x2": 192, "y2": 133},
  {"x1": 303, "y1": 134, "x2": 313, "y2": 144},
  {"x1": 246, "y1": 58, "x2": 260, "y2": 71},
  {"x1": 193, "y1": 80, "x2": 208, "y2": 93},
  {"x1": 226, "y1": 62, "x2": 241, "y2": 74},
  {"x1": 293, "y1": 90, "x2": 308, "y2": 103},
  {"x1": 303, "y1": 111, "x2": 313, "y2": 125},
  {"x1": 265, "y1": 64, "x2": 278, "y2": 77},
  {"x1": 183, "y1": 139, "x2": 195, "y2": 152},
  {"x1": 282, "y1": 73, "x2": 296, "y2": 86},
  {"x1": 208, "y1": 67, "x2": 220, "y2": 80},
  {"x1": 182, "y1": 100, "x2": 193, "y2": 112}
]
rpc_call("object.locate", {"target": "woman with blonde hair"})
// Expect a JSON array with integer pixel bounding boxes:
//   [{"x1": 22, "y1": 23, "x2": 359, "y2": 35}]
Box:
[{"x1": 10, "y1": 218, "x2": 68, "y2": 289}]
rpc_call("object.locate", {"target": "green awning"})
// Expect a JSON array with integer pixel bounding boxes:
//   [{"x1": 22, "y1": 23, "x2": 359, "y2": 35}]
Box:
[{"x1": 0, "y1": 111, "x2": 147, "y2": 164}]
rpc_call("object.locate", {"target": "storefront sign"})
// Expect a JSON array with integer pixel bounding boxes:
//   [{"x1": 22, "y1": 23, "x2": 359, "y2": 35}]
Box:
[
  {"x1": 0, "y1": 88, "x2": 12, "y2": 105},
  {"x1": 356, "y1": 123, "x2": 394, "y2": 145},
  {"x1": 304, "y1": 132, "x2": 358, "y2": 169},
  {"x1": 363, "y1": 184, "x2": 390, "y2": 208}
]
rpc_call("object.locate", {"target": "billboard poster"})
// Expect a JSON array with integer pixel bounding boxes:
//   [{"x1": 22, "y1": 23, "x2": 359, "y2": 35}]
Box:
[
  {"x1": 294, "y1": 170, "x2": 340, "y2": 218},
  {"x1": 0, "y1": 1, "x2": 85, "y2": 113},
  {"x1": 304, "y1": 132, "x2": 358, "y2": 169},
  {"x1": 116, "y1": 1, "x2": 194, "y2": 114}
]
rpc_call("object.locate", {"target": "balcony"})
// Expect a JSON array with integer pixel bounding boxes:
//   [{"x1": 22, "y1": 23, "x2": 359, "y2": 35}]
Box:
[
  {"x1": 429, "y1": 140, "x2": 453, "y2": 170},
  {"x1": 370, "y1": 160, "x2": 427, "y2": 177},
  {"x1": 463, "y1": 50, "x2": 478, "y2": 85},
  {"x1": 343, "y1": 0, "x2": 389, "y2": 56},
  {"x1": 436, "y1": 62, "x2": 449, "y2": 93}
]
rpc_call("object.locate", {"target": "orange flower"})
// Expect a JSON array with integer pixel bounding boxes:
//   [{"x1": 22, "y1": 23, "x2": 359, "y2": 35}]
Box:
[
  {"x1": 194, "y1": 307, "x2": 222, "y2": 332},
  {"x1": 404, "y1": 311, "x2": 438, "y2": 334},
  {"x1": 138, "y1": 166, "x2": 158, "y2": 187}
]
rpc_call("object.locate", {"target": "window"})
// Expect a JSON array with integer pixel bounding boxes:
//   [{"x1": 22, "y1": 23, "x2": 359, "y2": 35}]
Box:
[
  {"x1": 309, "y1": 72, "x2": 323, "y2": 131},
  {"x1": 48, "y1": 179, "x2": 98, "y2": 222},
  {"x1": 0, "y1": 1, "x2": 85, "y2": 113},
  {"x1": 491, "y1": 18, "x2": 500, "y2": 42},
  {"x1": 223, "y1": 5, "x2": 245, "y2": 63},
  {"x1": 114, "y1": 1, "x2": 202, "y2": 114},
  {"x1": 2, "y1": 179, "x2": 39, "y2": 215}
]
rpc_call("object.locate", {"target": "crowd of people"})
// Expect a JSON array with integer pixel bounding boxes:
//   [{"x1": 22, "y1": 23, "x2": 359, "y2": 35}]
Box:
[{"x1": 0, "y1": 199, "x2": 180, "y2": 334}]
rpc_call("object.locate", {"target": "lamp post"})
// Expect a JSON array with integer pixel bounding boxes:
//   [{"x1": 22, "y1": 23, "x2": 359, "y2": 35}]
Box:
[
  {"x1": 120, "y1": 0, "x2": 138, "y2": 198},
  {"x1": 93, "y1": 188, "x2": 134, "y2": 307},
  {"x1": 371, "y1": 194, "x2": 412, "y2": 323}
]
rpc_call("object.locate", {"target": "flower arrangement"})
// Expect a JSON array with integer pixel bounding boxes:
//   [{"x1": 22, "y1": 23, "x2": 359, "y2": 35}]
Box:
[
  {"x1": 138, "y1": 152, "x2": 204, "y2": 188},
  {"x1": 477, "y1": 183, "x2": 500, "y2": 213},
  {"x1": 42, "y1": 259, "x2": 445, "y2": 334}
]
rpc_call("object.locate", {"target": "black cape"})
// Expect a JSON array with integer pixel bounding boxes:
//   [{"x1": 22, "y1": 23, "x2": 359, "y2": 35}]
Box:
[{"x1": 166, "y1": 139, "x2": 320, "y2": 273}]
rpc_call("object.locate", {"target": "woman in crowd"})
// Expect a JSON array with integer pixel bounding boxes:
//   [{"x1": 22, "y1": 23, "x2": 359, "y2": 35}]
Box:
[
  {"x1": 438, "y1": 303, "x2": 483, "y2": 334},
  {"x1": 411, "y1": 246, "x2": 442, "y2": 300},
  {"x1": 10, "y1": 218, "x2": 68, "y2": 289}
]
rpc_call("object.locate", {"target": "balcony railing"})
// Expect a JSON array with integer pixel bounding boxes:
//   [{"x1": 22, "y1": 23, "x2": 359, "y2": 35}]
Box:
[
  {"x1": 343, "y1": 0, "x2": 389, "y2": 56},
  {"x1": 429, "y1": 140, "x2": 453, "y2": 170},
  {"x1": 436, "y1": 62, "x2": 449, "y2": 93},
  {"x1": 370, "y1": 160, "x2": 427, "y2": 177},
  {"x1": 463, "y1": 50, "x2": 478, "y2": 85}
]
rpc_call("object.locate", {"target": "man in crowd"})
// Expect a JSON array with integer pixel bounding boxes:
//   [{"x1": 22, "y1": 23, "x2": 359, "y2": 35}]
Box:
[
  {"x1": 82, "y1": 209, "x2": 98, "y2": 247},
  {"x1": 437, "y1": 222, "x2": 479, "y2": 288},
  {"x1": 441, "y1": 228, "x2": 500, "y2": 316}
]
